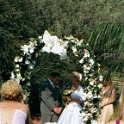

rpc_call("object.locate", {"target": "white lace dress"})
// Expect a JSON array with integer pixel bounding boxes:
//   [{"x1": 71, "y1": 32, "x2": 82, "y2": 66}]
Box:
[
  {"x1": 45, "y1": 86, "x2": 85, "y2": 124},
  {"x1": 0, "y1": 109, "x2": 27, "y2": 124}
]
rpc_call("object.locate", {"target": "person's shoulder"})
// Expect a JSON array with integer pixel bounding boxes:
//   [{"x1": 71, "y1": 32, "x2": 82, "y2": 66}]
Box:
[
  {"x1": 20, "y1": 103, "x2": 30, "y2": 113},
  {"x1": 77, "y1": 85, "x2": 84, "y2": 92},
  {"x1": 0, "y1": 102, "x2": 4, "y2": 108},
  {"x1": 78, "y1": 85, "x2": 83, "y2": 90}
]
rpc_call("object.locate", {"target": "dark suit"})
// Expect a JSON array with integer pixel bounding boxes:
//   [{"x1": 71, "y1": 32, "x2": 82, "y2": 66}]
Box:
[{"x1": 40, "y1": 79, "x2": 63, "y2": 124}]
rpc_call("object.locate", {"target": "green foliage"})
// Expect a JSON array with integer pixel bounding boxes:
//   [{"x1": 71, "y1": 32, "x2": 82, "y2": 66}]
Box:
[
  {"x1": 87, "y1": 23, "x2": 124, "y2": 75},
  {"x1": 0, "y1": 0, "x2": 45, "y2": 81},
  {"x1": 0, "y1": 0, "x2": 44, "y2": 40},
  {"x1": 39, "y1": 0, "x2": 124, "y2": 39}
]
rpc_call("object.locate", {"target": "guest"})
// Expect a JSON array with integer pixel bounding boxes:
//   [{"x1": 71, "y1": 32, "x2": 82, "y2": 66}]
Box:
[
  {"x1": 107, "y1": 85, "x2": 124, "y2": 124},
  {"x1": 40, "y1": 71, "x2": 63, "y2": 124},
  {"x1": 0, "y1": 80, "x2": 33, "y2": 124},
  {"x1": 99, "y1": 76, "x2": 116, "y2": 123},
  {"x1": 56, "y1": 71, "x2": 85, "y2": 124}
]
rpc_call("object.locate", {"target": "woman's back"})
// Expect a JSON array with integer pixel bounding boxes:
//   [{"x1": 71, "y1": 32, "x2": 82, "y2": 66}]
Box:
[{"x1": 0, "y1": 101, "x2": 28, "y2": 124}]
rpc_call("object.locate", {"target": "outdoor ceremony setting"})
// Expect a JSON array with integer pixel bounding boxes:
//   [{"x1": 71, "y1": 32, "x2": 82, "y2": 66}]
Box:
[{"x1": 1, "y1": 0, "x2": 124, "y2": 124}]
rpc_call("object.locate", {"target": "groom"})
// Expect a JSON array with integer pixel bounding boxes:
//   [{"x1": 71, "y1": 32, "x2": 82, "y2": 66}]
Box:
[{"x1": 40, "y1": 71, "x2": 63, "y2": 124}]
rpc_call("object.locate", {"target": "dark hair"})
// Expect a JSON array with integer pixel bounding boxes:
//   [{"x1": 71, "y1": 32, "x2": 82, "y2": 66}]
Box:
[{"x1": 50, "y1": 71, "x2": 60, "y2": 77}]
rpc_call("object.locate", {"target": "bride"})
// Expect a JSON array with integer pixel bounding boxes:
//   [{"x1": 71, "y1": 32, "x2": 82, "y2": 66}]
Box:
[{"x1": 45, "y1": 71, "x2": 85, "y2": 124}]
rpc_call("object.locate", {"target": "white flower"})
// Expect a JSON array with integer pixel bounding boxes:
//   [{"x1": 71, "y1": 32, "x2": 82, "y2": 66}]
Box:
[
  {"x1": 60, "y1": 48, "x2": 68, "y2": 60},
  {"x1": 84, "y1": 49, "x2": 90, "y2": 58},
  {"x1": 28, "y1": 44, "x2": 35, "y2": 54},
  {"x1": 99, "y1": 75, "x2": 103, "y2": 81},
  {"x1": 83, "y1": 115, "x2": 89, "y2": 122},
  {"x1": 89, "y1": 58, "x2": 94, "y2": 65},
  {"x1": 15, "y1": 69, "x2": 20, "y2": 72},
  {"x1": 15, "y1": 79, "x2": 20, "y2": 83},
  {"x1": 84, "y1": 76, "x2": 88, "y2": 81},
  {"x1": 34, "y1": 40, "x2": 37, "y2": 46},
  {"x1": 77, "y1": 39, "x2": 83, "y2": 46},
  {"x1": 79, "y1": 58, "x2": 84, "y2": 64},
  {"x1": 87, "y1": 91, "x2": 93, "y2": 99},
  {"x1": 79, "y1": 73, "x2": 82, "y2": 81},
  {"x1": 29, "y1": 47, "x2": 34, "y2": 54},
  {"x1": 79, "y1": 112, "x2": 86, "y2": 117},
  {"x1": 89, "y1": 80, "x2": 95, "y2": 86},
  {"x1": 38, "y1": 36, "x2": 42, "y2": 39},
  {"x1": 98, "y1": 83, "x2": 103, "y2": 89},
  {"x1": 18, "y1": 57, "x2": 23, "y2": 62},
  {"x1": 72, "y1": 46, "x2": 78, "y2": 56},
  {"x1": 22, "y1": 78, "x2": 25, "y2": 81},
  {"x1": 16, "y1": 73, "x2": 22, "y2": 78},
  {"x1": 83, "y1": 65, "x2": 91, "y2": 70},
  {"x1": 25, "y1": 60, "x2": 30, "y2": 65},
  {"x1": 28, "y1": 64, "x2": 34, "y2": 70},
  {"x1": 14, "y1": 56, "x2": 23, "y2": 62},
  {"x1": 90, "y1": 107, "x2": 98, "y2": 113},
  {"x1": 84, "y1": 101, "x2": 90, "y2": 106},
  {"x1": 10, "y1": 72, "x2": 15, "y2": 79},
  {"x1": 93, "y1": 92, "x2": 98, "y2": 98},
  {"x1": 97, "y1": 95, "x2": 101, "y2": 98},
  {"x1": 21, "y1": 45, "x2": 29, "y2": 55},
  {"x1": 15, "y1": 64, "x2": 20, "y2": 68}
]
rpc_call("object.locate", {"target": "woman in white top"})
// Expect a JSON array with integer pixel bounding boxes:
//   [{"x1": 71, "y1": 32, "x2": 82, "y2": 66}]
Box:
[{"x1": 0, "y1": 80, "x2": 33, "y2": 124}]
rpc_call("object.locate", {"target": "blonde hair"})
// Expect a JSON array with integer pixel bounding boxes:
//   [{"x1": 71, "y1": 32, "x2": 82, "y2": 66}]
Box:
[
  {"x1": 72, "y1": 71, "x2": 82, "y2": 81},
  {"x1": 116, "y1": 85, "x2": 124, "y2": 120},
  {"x1": 1, "y1": 80, "x2": 23, "y2": 102}
]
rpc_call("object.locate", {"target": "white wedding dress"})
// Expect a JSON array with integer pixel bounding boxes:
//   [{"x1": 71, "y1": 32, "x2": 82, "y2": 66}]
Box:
[{"x1": 45, "y1": 86, "x2": 85, "y2": 124}]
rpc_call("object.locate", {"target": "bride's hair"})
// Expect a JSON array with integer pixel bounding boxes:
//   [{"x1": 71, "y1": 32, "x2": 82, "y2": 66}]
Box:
[
  {"x1": 117, "y1": 85, "x2": 124, "y2": 120},
  {"x1": 72, "y1": 71, "x2": 82, "y2": 81}
]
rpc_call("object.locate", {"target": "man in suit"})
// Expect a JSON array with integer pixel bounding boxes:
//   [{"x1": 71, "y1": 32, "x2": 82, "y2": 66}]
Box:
[{"x1": 40, "y1": 71, "x2": 63, "y2": 124}]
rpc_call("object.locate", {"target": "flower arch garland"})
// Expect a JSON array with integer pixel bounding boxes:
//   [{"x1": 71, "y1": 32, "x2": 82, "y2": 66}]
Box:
[{"x1": 11, "y1": 30, "x2": 103, "y2": 123}]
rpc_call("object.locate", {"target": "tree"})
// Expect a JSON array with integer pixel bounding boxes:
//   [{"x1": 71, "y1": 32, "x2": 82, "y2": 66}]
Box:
[
  {"x1": 39, "y1": 0, "x2": 124, "y2": 39},
  {"x1": 87, "y1": 23, "x2": 124, "y2": 76},
  {"x1": 0, "y1": 0, "x2": 45, "y2": 81}
]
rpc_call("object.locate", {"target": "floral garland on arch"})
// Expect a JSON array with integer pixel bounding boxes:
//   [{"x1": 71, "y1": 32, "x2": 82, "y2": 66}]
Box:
[{"x1": 10, "y1": 30, "x2": 103, "y2": 124}]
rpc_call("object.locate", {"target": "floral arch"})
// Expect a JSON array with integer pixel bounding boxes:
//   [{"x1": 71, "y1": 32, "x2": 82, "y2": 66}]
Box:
[{"x1": 11, "y1": 30, "x2": 103, "y2": 124}]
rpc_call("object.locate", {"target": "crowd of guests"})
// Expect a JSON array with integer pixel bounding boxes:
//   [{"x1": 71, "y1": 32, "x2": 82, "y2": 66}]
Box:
[{"x1": 0, "y1": 71, "x2": 123, "y2": 124}]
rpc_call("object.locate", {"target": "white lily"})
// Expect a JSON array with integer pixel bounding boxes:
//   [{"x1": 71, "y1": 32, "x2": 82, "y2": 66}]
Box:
[
  {"x1": 21, "y1": 45, "x2": 29, "y2": 55},
  {"x1": 89, "y1": 58, "x2": 94, "y2": 65},
  {"x1": 79, "y1": 57, "x2": 84, "y2": 64},
  {"x1": 87, "y1": 91, "x2": 93, "y2": 99},
  {"x1": 14, "y1": 56, "x2": 23, "y2": 62},
  {"x1": 15, "y1": 64, "x2": 20, "y2": 68},
  {"x1": 10, "y1": 72, "x2": 15, "y2": 79}
]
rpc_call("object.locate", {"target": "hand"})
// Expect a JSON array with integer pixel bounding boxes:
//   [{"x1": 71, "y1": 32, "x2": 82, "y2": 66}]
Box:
[
  {"x1": 72, "y1": 86, "x2": 76, "y2": 91},
  {"x1": 53, "y1": 107, "x2": 62, "y2": 114},
  {"x1": 66, "y1": 96, "x2": 71, "y2": 104}
]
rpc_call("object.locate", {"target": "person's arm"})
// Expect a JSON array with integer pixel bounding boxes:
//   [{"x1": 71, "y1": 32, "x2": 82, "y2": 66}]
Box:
[
  {"x1": 66, "y1": 96, "x2": 82, "y2": 103},
  {"x1": 26, "y1": 106, "x2": 33, "y2": 124},
  {"x1": 67, "y1": 86, "x2": 85, "y2": 104}
]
